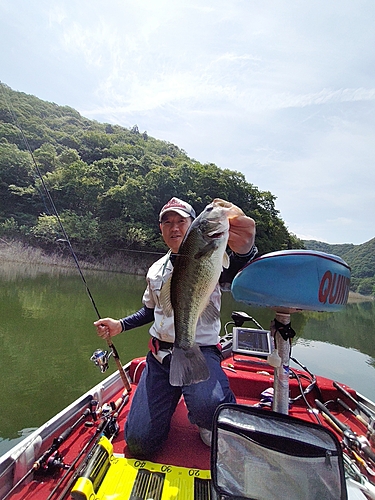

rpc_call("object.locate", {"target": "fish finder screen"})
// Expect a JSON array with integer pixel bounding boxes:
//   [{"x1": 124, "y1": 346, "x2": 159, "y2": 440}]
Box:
[{"x1": 232, "y1": 327, "x2": 272, "y2": 357}]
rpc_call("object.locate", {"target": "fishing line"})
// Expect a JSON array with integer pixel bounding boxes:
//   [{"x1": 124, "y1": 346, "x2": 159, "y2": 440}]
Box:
[{"x1": 1, "y1": 83, "x2": 130, "y2": 390}]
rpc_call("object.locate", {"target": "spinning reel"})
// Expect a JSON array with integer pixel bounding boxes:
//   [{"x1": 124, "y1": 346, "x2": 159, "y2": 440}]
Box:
[{"x1": 90, "y1": 348, "x2": 113, "y2": 373}]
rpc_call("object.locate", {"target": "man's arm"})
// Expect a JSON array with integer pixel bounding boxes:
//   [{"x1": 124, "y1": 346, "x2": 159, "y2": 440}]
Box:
[
  {"x1": 227, "y1": 213, "x2": 256, "y2": 255},
  {"x1": 94, "y1": 305, "x2": 154, "y2": 339},
  {"x1": 119, "y1": 305, "x2": 155, "y2": 331},
  {"x1": 220, "y1": 245, "x2": 258, "y2": 290}
]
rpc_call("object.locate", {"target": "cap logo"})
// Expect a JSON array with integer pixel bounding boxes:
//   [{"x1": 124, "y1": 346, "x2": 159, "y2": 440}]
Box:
[{"x1": 163, "y1": 198, "x2": 188, "y2": 211}]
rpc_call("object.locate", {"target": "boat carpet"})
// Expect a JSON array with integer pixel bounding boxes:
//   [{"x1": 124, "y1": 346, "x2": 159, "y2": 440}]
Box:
[
  {"x1": 112, "y1": 386, "x2": 212, "y2": 471},
  {"x1": 71, "y1": 435, "x2": 211, "y2": 500}
]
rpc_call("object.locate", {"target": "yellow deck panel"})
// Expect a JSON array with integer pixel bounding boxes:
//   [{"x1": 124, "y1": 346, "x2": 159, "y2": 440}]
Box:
[{"x1": 71, "y1": 436, "x2": 211, "y2": 500}]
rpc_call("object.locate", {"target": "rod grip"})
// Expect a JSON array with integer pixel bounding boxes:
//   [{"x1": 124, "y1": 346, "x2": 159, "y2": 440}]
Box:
[
  {"x1": 106, "y1": 339, "x2": 131, "y2": 392},
  {"x1": 362, "y1": 445, "x2": 375, "y2": 464},
  {"x1": 315, "y1": 399, "x2": 348, "y2": 433},
  {"x1": 337, "y1": 398, "x2": 370, "y2": 429}
]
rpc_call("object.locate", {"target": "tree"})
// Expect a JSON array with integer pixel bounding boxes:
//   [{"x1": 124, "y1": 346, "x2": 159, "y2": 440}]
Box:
[
  {"x1": 33, "y1": 143, "x2": 58, "y2": 174},
  {"x1": 0, "y1": 83, "x2": 307, "y2": 260},
  {"x1": 0, "y1": 141, "x2": 37, "y2": 218},
  {"x1": 31, "y1": 211, "x2": 100, "y2": 253}
]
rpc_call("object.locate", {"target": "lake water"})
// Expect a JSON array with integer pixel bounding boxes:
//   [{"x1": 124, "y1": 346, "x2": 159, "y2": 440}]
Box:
[{"x1": 0, "y1": 260, "x2": 374, "y2": 456}]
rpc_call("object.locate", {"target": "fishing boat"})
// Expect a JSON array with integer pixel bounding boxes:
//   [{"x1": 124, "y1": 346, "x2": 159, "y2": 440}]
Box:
[{"x1": 1, "y1": 250, "x2": 375, "y2": 500}]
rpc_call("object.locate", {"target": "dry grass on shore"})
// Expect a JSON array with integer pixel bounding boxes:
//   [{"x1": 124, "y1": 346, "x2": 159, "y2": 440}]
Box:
[
  {"x1": 348, "y1": 291, "x2": 374, "y2": 302},
  {"x1": 0, "y1": 238, "x2": 67, "y2": 266},
  {"x1": 0, "y1": 238, "x2": 157, "y2": 276},
  {"x1": 1, "y1": 238, "x2": 374, "y2": 300}
]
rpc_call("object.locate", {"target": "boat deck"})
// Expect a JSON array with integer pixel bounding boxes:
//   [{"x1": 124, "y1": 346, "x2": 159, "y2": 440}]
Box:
[{"x1": 5, "y1": 354, "x2": 369, "y2": 500}]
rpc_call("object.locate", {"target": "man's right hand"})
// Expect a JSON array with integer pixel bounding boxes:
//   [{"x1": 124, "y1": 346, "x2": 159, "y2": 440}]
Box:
[{"x1": 94, "y1": 318, "x2": 122, "y2": 339}]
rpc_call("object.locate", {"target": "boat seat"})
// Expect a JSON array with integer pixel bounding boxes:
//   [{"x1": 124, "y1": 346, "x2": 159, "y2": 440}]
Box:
[
  {"x1": 231, "y1": 250, "x2": 351, "y2": 416},
  {"x1": 128, "y1": 357, "x2": 147, "y2": 384},
  {"x1": 211, "y1": 404, "x2": 348, "y2": 500}
]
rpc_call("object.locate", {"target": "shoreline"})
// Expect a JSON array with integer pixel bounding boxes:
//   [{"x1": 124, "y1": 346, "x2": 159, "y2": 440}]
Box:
[
  {"x1": 347, "y1": 291, "x2": 374, "y2": 303},
  {"x1": 1, "y1": 238, "x2": 373, "y2": 301},
  {"x1": 0, "y1": 238, "x2": 159, "y2": 276}
]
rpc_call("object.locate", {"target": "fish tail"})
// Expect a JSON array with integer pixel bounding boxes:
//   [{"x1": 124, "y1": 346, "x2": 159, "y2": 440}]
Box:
[{"x1": 169, "y1": 345, "x2": 210, "y2": 386}]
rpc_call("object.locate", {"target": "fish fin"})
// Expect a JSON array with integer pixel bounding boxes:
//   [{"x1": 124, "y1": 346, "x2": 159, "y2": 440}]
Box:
[
  {"x1": 200, "y1": 300, "x2": 220, "y2": 325},
  {"x1": 169, "y1": 345, "x2": 210, "y2": 386},
  {"x1": 222, "y1": 251, "x2": 230, "y2": 269},
  {"x1": 159, "y1": 277, "x2": 173, "y2": 317}
]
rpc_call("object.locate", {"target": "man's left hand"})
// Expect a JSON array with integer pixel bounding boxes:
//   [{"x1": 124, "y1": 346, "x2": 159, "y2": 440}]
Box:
[{"x1": 228, "y1": 215, "x2": 256, "y2": 255}]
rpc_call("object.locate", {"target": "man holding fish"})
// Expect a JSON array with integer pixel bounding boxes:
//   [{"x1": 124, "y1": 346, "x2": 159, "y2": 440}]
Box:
[{"x1": 94, "y1": 197, "x2": 256, "y2": 458}]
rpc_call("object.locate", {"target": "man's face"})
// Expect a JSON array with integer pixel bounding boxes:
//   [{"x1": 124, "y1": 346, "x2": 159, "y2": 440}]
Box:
[{"x1": 160, "y1": 212, "x2": 192, "y2": 253}]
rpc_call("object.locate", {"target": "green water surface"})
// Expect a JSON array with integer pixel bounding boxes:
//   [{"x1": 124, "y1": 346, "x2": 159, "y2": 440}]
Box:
[{"x1": 1, "y1": 260, "x2": 374, "y2": 456}]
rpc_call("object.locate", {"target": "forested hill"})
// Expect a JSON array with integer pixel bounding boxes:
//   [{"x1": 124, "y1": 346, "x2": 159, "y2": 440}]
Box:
[
  {"x1": 1, "y1": 83, "x2": 372, "y2": 295},
  {"x1": 303, "y1": 239, "x2": 375, "y2": 296},
  {"x1": 0, "y1": 83, "x2": 302, "y2": 259}
]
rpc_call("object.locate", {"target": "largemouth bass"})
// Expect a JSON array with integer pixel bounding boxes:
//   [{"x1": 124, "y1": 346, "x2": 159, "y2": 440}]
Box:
[{"x1": 161, "y1": 198, "x2": 244, "y2": 386}]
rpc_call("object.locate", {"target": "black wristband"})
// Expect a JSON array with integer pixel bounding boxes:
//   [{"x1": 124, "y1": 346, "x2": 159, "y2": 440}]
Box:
[{"x1": 234, "y1": 244, "x2": 258, "y2": 260}]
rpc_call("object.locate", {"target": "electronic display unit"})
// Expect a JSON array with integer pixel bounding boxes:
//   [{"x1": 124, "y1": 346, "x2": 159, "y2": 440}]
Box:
[{"x1": 232, "y1": 327, "x2": 272, "y2": 357}]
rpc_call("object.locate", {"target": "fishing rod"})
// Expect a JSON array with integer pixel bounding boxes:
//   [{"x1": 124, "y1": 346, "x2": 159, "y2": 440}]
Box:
[
  {"x1": 337, "y1": 398, "x2": 372, "y2": 431},
  {"x1": 53, "y1": 391, "x2": 129, "y2": 500},
  {"x1": 315, "y1": 399, "x2": 375, "y2": 467},
  {"x1": 1, "y1": 83, "x2": 131, "y2": 392},
  {"x1": 2, "y1": 406, "x2": 92, "y2": 500},
  {"x1": 45, "y1": 391, "x2": 127, "y2": 500},
  {"x1": 48, "y1": 422, "x2": 108, "y2": 500},
  {"x1": 334, "y1": 381, "x2": 375, "y2": 422}
]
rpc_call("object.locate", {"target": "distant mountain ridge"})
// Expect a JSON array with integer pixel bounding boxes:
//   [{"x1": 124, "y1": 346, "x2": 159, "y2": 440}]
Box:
[{"x1": 303, "y1": 238, "x2": 375, "y2": 296}]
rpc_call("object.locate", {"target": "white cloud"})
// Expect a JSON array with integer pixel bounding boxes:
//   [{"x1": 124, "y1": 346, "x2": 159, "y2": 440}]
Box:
[
  {"x1": 1, "y1": 0, "x2": 375, "y2": 244},
  {"x1": 48, "y1": 4, "x2": 67, "y2": 25}
]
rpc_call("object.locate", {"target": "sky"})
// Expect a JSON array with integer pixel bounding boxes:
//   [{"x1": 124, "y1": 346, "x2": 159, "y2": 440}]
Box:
[{"x1": 1, "y1": 0, "x2": 374, "y2": 245}]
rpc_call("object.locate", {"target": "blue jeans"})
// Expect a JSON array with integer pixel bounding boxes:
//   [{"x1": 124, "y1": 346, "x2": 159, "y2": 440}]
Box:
[{"x1": 125, "y1": 346, "x2": 236, "y2": 459}]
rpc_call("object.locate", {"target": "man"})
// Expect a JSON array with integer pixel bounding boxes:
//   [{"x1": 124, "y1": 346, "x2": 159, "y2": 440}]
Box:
[{"x1": 94, "y1": 197, "x2": 257, "y2": 458}]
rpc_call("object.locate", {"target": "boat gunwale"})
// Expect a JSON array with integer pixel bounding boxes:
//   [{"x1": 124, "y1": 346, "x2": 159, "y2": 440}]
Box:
[{"x1": 0, "y1": 362, "x2": 129, "y2": 484}]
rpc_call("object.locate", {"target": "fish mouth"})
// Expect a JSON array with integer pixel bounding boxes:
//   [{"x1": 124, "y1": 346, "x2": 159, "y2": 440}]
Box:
[{"x1": 208, "y1": 230, "x2": 225, "y2": 239}]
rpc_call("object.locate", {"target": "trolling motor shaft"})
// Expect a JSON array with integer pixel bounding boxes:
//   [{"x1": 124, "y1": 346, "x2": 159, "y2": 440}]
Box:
[{"x1": 90, "y1": 349, "x2": 112, "y2": 373}]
